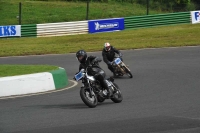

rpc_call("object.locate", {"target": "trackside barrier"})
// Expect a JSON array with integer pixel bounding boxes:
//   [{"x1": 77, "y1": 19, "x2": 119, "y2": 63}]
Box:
[
  {"x1": 37, "y1": 21, "x2": 88, "y2": 37},
  {"x1": 19, "y1": 11, "x2": 192, "y2": 38},
  {"x1": 21, "y1": 24, "x2": 37, "y2": 37},
  {"x1": 124, "y1": 12, "x2": 191, "y2": 29}
]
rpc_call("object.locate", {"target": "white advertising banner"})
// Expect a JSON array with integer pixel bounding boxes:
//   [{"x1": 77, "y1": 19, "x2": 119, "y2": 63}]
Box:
[
  {"x1": 191, "y1": 10, "x2": 200, "y2": 24},
  {"x1": 0, "y1": 25, "x2": 21, "y2": 37}
]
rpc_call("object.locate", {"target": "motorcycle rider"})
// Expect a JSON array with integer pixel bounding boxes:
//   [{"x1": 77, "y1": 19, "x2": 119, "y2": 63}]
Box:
[
  {"x1": 75, "y1": 50, "x2": 112, "y2": 97},
  {"x1": 102, "y1": 42, "x2": 122, "y2": 77}
]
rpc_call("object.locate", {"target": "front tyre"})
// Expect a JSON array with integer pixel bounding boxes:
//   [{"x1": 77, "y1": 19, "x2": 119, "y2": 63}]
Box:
[
  {"x1": 80, "y1": 87, "x2": 97, "y2": 108},
  {"x1": 124, "y1": 66, "x2": 133, "y2": 78},
  {"x1": 111, "y1": 83, "x2": 123, "y2": 103}
]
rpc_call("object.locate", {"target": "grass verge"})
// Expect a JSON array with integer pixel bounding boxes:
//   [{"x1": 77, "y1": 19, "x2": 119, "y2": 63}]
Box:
[
  {"x1": 0, "y1": 23, "x2": 200, "y2": 77},
  {"x1": 0, "y1": 65, "x2": 59, "y2": 77},
  {"x1": 0, "y1": 23, "x2": 200, "y2": 57}
]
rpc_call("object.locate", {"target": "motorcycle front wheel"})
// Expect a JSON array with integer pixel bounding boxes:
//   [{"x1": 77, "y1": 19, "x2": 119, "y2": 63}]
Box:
[
  {"x1": 124, "y1": 66, "x2": 133, "y2": 78},
  {"x1": 80, "y1": 87, "x2": 98, "y2": 108},
  {"x1": 111, "y1": 83, "x2": 123, "y2": 103}
]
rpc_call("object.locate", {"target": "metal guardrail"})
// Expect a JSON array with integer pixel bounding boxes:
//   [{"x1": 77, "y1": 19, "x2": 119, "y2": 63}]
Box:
[
  {"x1": 20, "y1": 12, "x2": 191, "y2": 37},
  {"x1": 124, "y1": 12, "x2": 191, "y2": 29},
  {"x1": 37, "y1": 21, "x2": 88, "y2": 37},
  {"x1": 21, "y1": 21, "x2": 88, "y2": 37},
  {"x1": 21, "y1": 24, "x2": 37, "y2": 37}
]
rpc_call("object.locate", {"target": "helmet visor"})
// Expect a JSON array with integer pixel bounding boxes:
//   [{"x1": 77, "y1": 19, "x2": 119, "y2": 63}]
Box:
[
  {"x1": 78, "y1": 55, "x2": 84, "y2": 61},
  {"x1": 106, "y1": 46, "x2": 111, "y2": 51}
]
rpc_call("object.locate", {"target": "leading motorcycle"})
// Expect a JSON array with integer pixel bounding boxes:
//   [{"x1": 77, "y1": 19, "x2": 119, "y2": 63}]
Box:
[{"x1": 74, "y1": 61, "x2": 123, "y2": 108}]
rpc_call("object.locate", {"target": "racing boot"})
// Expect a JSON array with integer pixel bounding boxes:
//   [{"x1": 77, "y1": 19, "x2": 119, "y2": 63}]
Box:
[
  {"x1": 113, "y1": 72, "x2": 119, "y2": 78},
  {"x1": 113, "y1": 72, "x2": 116, "y2": 77}
]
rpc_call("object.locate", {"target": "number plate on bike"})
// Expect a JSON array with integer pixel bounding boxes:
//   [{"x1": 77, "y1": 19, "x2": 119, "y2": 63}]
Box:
[
  {"x1": 114, "y1": 58, "x2": 121, "y2": 65},
  {"x1": 75, "y1": 71, "x2": 83, "y2": 81}
]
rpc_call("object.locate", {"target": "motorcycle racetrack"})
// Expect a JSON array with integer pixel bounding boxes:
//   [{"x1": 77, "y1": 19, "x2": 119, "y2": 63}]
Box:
[{"x1": 0, "y1": 46, "x2": 200, "y2": 133}]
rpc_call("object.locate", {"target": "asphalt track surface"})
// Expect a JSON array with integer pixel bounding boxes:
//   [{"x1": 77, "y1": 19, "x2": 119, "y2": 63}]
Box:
[{"x1": 0, "y1": 46, "x2": 200, "y2": 133}]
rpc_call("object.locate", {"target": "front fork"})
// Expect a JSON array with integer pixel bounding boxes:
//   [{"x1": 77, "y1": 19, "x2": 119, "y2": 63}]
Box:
[{"x1": 85, "y1": 80, "x2": 94, "y2": 98}]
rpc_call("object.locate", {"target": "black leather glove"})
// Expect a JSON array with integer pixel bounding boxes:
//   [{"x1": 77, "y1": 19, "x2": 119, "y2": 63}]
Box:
[
  {"x1": 94, "y1": 57, "x2": 102, "y2": 62},
  {"x1": 119, "y1": 53, "x2": 122, "y2": 58},
  {"x1": 108, "y1": 61, "x2": 112, "y2": 66},
  {"x1": 97, "y1": 58, "x2": 102, "y2": 62}
]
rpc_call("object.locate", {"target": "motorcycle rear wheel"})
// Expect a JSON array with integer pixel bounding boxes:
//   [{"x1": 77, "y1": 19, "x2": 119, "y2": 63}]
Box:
[
  {"x1": 80, "y1": 87, "x2": 98, "y2": 108},
  {"x1": 111, "y1": 83, "x2": 123, "y2": 103}
]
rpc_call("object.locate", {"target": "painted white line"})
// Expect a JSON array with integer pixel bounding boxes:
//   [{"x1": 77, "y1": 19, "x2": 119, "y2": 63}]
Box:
[{"x1": 0, "y1": 80, "x2": 78, "y2": 100}]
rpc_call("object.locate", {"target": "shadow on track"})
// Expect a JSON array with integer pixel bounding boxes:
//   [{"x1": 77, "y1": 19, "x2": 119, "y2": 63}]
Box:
[{"x1": 24, "y1": 101, "x2": 115, "y2": 110}]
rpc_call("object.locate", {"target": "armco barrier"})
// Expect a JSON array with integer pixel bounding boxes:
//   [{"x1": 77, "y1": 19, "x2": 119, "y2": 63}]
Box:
[
  {"x1": 37, "y1": 21, "x2": 88, "y2": 37},
  {"x1": 21, "y1": 24, "x2": 37, "y2": 37},
  {"x1": 124, "y1": 12, "x2": 191, "y2": 29},
  {"x1": 0, "y1": 67, "x2": 68, "y2": 97},
  {"x1": 19, "y1": 11, "x2": 191, "y2": 37}
]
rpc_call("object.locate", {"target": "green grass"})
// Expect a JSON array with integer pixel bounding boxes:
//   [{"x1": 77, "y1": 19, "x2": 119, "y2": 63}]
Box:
[
  {"x1": 0, "y1": 23, "x2": 200, "y2": 57},
  {"x1": 0, "y1": 65, "x2": 59, "y2": 77},
  {"x1": 0, "y1": 0, "x2": 167, "y2": 25}
]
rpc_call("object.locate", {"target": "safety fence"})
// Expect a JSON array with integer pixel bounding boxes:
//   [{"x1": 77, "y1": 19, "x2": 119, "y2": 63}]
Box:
[
  {"x1": 1, "y1": 11, "x2": 198, "y2": 38},
  {"x1": 20, "y1": 21, "x2": 88, "y2": 37},
  {"x1": 37, "y1": 21, "x2": 88, "y2": 37},
  {"x1": 21, "y1": 24, "x2": 37, "y2": 37},
  {"x1": 124, "y1": 12, "x2": 191, "y2": 29}
]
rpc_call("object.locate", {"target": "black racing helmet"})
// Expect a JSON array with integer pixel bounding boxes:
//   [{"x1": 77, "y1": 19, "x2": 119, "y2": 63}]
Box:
[{"x1": 76, "y1": 50, "x2": 87, "y2": 63}]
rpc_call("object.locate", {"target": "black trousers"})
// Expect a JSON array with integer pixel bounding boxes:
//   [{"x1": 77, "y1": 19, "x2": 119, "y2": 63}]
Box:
[
  {"x1": 108, "y1": 64, "x2": 114, "y2": 73},
  {"x1": 94, "y1": 73, "x2": 109, "y2": 90}
]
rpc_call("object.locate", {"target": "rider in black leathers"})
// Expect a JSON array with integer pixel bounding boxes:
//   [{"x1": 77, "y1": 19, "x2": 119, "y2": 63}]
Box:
[
  {"x1": 76, "y1": 50, "x2": 112, "y2": 97},
  {"x1": 102, "y1": 42, "x2": 122, "y2": 76}
]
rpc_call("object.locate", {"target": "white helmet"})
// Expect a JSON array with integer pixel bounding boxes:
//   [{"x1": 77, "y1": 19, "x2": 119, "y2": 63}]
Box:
[{"x1": 104, "y1": 42, "x2": 111, "y2": 51}]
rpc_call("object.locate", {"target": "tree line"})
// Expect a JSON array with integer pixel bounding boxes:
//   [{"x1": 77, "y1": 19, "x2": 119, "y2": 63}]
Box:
[{"x1": 134, "y1": 0, "x2": 200, "y2": 11}]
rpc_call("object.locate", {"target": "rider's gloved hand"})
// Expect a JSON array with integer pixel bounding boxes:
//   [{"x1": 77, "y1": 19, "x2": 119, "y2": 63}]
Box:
[
  {"x1": 108, "y1": 62, "x2": 112, "y2": 66},
  {"x1": 97, "y1": 58, "x2": 102, "y2": 62},
  {"x1": 94, "y1": 57, "x2": 102, "y2": 62},
  {"x1": 119, "y1": 53, "x2": 122, "y2": 58}
]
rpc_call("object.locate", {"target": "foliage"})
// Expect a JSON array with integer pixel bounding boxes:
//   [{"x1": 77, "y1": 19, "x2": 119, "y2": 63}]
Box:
[
  {"x1": 27, "y1": 0, "x2": 199, "y2": 11},
  {"x1": 135, "y1": 0, "x2": 195, "y2": 12},
  {"x1": 191, "y1": 0, "x2": 200, "y2": 9}
]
